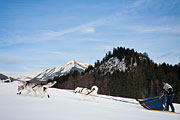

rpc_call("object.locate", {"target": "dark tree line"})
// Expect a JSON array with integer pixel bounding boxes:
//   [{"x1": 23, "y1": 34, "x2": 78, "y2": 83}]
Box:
[{"x1": 53, "y1": 47, "x2": 180, "y2": 103}]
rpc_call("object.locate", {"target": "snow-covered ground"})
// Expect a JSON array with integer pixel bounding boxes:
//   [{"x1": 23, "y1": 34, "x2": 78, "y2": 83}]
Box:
[{"x1": 0, "y1": 82, "x2": 179, "y2": 120}]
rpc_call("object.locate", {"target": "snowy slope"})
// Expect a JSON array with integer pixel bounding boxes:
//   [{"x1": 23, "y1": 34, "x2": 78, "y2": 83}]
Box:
[
  {"x1": 0, "y1": 82, "x2": 179, "y2": 120},
  {"x1": 33, "y1": 60, "x2": 90, "y2": 81}
]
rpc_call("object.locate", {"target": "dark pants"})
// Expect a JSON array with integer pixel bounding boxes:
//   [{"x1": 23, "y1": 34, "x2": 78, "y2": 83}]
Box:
[{"x1": 166, "y1": 94, "x2": 175, "y2": 112}]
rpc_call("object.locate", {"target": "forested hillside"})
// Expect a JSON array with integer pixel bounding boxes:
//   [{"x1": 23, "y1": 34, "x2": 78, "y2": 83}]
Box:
[{"x1": 53, "y1": 47, "x2": 180, "y2": 103}]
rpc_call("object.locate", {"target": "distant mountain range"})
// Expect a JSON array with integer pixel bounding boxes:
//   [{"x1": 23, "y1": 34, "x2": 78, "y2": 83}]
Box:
[
  {"x1": 16, "y1": 74, "x2": 38, "y2": 81},
  {"x1": 0, "y1": 73, "x2": 15, "y2": 82},
  {"x1": 16, "y1": 60, "x2": 91, "y2": 83}
]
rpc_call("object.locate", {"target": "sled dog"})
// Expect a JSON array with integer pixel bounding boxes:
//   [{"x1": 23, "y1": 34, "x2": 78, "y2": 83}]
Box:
[
  {"x1": 17, "y1": 81, "x2": 56, "y2": 98},
  {"x1": 74, "y1": 86, "x2": 98, "y2": 101}
]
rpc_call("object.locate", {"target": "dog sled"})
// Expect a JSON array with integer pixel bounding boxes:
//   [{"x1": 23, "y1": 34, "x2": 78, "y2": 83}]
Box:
[
  {"x1": 137, "y1": 96, "x2": 166, "y2": 111},
  {"x1": 137, "y1": 96, "x2": 180, "y2": 114}
]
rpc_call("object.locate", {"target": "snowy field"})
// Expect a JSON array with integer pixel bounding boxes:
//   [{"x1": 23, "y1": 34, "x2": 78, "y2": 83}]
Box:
[{"x1": 0, "y1": 82, "x2": 179, "y2": 120}]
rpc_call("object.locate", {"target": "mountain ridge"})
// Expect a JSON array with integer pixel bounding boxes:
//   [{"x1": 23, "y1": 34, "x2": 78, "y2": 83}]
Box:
[
  {"x1": 0, "y1": 73, "x2": 15, "y2": 82},
  {"x1": 29, "y1": 60, "x2": 91, "y2": 83}
]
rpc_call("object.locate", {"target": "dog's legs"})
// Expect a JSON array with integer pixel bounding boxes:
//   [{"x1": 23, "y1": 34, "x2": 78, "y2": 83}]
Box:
[
  {"x1": 35, "y1": 87, "x2": 44, "y2": 98},
  {"x1": 47, "y1": 94, "x2": 50, "y2": 98},
  {"x1": 92, "y1": 96, "x2": 98, "y2": 102},
  {"x1": 33, "y1": 90, "x2": 37, "y2": 97},
  {"x1": 25, "y1": 90, "x2": 31, "y2": 96},
  {"x1": 41, "y1": 93, "x2": 45, "y2": 98},
  {"x1": 43, "y1": 87, "x2": 50, "y2": 98},
  {"x1": 40, "y1": 88, "x2": 46, "y2": 98},
  {"x1": 39, "y1": 90, "x2": 45, "y2": 98},
  {"x1": 39, "y1": 89, "x2": 45, "y2": 98},
  {"x1": 29, "y1": 88, "x2": 36, "y2": 97},
  {"x1": 45, "y1": 89, "x2": 50, "y2": 98},
  {"x1": 81, "y1": 95, "x2": 86, "y2": 101}
]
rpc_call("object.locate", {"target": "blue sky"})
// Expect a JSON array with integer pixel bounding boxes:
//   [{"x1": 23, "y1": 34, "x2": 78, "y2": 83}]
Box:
[{"x1": 0, "y1": 0, "x2": 180, "y2": 77}]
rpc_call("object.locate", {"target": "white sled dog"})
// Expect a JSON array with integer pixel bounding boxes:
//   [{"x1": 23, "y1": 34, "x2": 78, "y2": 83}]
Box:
[
  {"x1": 17, "y1": 81, "x2": 56, "y2": 98},
  {"x1": 74, "y1": 86, "x2": 98, "y2": 101}
]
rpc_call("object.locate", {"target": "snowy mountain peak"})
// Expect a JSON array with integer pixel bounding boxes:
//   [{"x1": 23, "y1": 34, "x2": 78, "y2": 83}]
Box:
[
  {"x1": 68, "y1": 60, "x2": 77, "y2": 64},
  {"x1": 31, "y1": 60, "x2": 91, "y2": 82},
  {"x1": 65, "y1": 60, "x2": 90, "y2": 71},
  {"x1": 66, "y1": 60, "x2": 80, "y2": 68}
]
